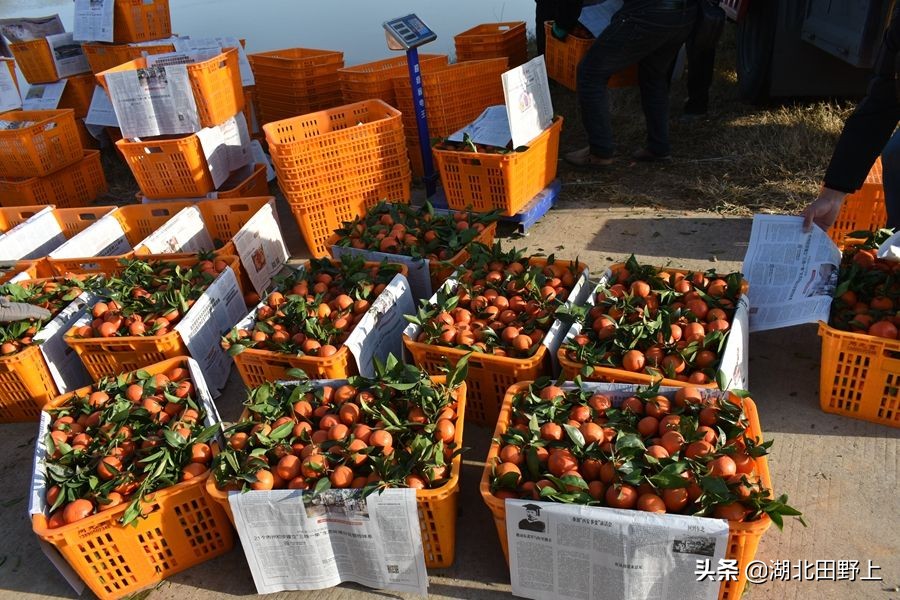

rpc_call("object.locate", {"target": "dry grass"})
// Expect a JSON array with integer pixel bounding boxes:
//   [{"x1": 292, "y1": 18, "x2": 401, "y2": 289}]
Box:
[{"x1": 554, "y1": 29, "x2": 856, "y2": 215}]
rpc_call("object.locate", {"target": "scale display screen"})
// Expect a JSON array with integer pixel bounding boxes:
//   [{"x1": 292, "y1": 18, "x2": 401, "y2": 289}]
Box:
[{"x1": 383, "y1": 14, "x2": 436, "y2": 50}]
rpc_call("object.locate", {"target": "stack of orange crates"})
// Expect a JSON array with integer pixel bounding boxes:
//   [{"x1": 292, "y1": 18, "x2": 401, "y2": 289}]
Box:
[
  {"x1": 248, "y1": 47, "x2": 344, "y2": 126},
  {"x1": 0, "y1": 109, "x2": 107, "y2": 208},
  {"x1": 454, "y1": 22, "x2": 528, "y2": 68},
  {"x1": 392, "y1": 58, "x2": 508, "y2": 178},
  {"x1": 263, "y1": 99, "x2": 411, "y2": 257},
  {"x1": 338, "y1": 54, "x2": 449, "y2": 108}
]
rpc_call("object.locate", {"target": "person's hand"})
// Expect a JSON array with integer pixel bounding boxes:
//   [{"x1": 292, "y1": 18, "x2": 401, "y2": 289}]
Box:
[
  {"x1": 0, "y1": 296, "x2": 51, "y2": 323},
  {"x1": 551, "y1": 23, "x2": 569, "y2": 41},
  {"x1": 802, "y1": 186, "x2": 847, "y2": 232}
]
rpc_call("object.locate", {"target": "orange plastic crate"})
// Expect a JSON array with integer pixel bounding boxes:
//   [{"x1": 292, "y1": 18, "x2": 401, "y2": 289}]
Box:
[
  {"x1": 0, "y1": 150, "x2": 108, "y2": 208},
  {"x1": 404, "y1": 257, "x2": 586, "y2": 426},
  {"x1": 194, "y1": 196, "x2": 274, "y2": 247},
  {"x1": 116, "y1": 133, "x2": 215, "y2": 198},
  {"x1": 0, "y1": 204, "x2": 115, "y2": 236},
  {"x1": 435, "y1": 117, "x2": 563, "y2": 216},
  {"x1": 8, "y1": 39, "x2": 62, "y2": 84},
  {"x1": 217, "y1": 162, "x2": 269, "y2": 198},
  {"x1": 98, "y1": 49, "x2": 243, "y2": 129},
  {"x1": 338, "y1": 54, "x2": 449, "y2": 107},
  {"x1": 206, "y1": 376, "x2": 465, "y2": 568},
  {"x1": 248, "y1": 47, "x2": 344, "y2": 78},
  {"x1": 56, "y1": 73, "x2": 95, "y2": 119},
  {"x1": 112, "y1": 0, "x2": 172, "y2": 43},
  {"x1": 0, "y1": 258, "x2": 56, "y2": 284},
  {"x1": 63, "y1": 255, "x2": 241, "y2": 379},
  {"x1": 0, "y1": 109, "x2": 83, "y2": 178},
  {"x1": 81, "y1": 40, "x2": 176, "y2": 74},
  {"x1": 75, "y1": 119, "x2": 100, "y2": 150},
  {"x1": 479, "y1": 383, "x2": 772, "y2": 600},
  {"x1": 32, "y1": 356, "x2": 233, "y2": 600},
  {"x1": 393, "y1": 59, "x2": 508, "y2": 138},
  {"x1": 829, "y1": 158, "x2": 885, "y2": 247},
  {"x1": 817, "y1": 321, "x2": 900, "y2": 428},
  {"x1": 454, "y1": 22, "x2": 527, "y2": 67},
  {"x1": 544, "y1": 22, "x2": 638, "y2": 91},
  {"x1": 0, "y1": 343, "x2": 59, "y2": 423}
]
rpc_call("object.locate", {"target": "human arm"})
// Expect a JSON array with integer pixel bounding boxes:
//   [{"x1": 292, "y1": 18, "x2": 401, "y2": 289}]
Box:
[
  {"x1": 802, "y1": 186, "x2": 847, "y2": 232},
  {"x1": 0, "y1": 296, "x2": 51, "y2": 323}
]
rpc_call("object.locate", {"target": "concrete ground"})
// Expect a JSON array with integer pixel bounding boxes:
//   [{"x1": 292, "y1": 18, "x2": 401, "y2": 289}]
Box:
[{"x1": 1, "y1": 192, "x2": 898, "y2": 600}]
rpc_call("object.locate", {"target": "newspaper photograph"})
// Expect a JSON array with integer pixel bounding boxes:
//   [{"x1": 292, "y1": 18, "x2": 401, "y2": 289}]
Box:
[
  {"x1": 85, "y1": 85, "x2": 118, "y2": 127},
  {"x1": 229, "y1": 488, "x2": 428, "y2": 596},
  {"x1": 46, "y1": 32, "x2": 90, "y2": 78},
  {"x1": 73, "y1": 0, "x2": 115, "y2": 43},
  {"x1": 104, "y1": 62, "x2": 201, "y2": 138},
  {"x1": 0, "y1": 60, "x2": 21, "y2": 113},
  {"x1": 0, "y1": 15, "x2": 64, "y2": 43},
  {"x1": 506, "y1": 499, "x2": 728, "y2": 600},
  {"x1": 23, "y1": 80, "x2": 66, "y2": 111},
  {"x1": 742, "y1": 214, "x2": 840, "y2": 332}
]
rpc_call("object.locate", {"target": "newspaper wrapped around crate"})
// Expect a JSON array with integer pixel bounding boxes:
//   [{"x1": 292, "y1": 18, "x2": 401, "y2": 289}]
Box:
[
  {"x1": 232, "y1": 269, "x2": 415, "y2": 378},
  {"x1": 48, "y1": 210, "x2": 133, "y2": 267},
  {"x1": 0, "y1": 58, "x2": 22, "y2": 113},
  {"x1": 0, "y1": 207, "x2": 69, "y2": 263},
  {"x1": 28, "y1": 357, "x2": 224, "y2": 595},
  {"x1": 560, "y1": 270, "x2": 750, "y2": 391}
]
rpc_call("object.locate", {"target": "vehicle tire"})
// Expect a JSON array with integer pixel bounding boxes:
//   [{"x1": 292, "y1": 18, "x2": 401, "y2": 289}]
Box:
[{"x1": 736, "y1": 0, "x2": 778, "y2": 104}]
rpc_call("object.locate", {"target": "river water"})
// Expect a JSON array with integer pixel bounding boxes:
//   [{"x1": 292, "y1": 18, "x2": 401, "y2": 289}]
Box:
[{"x1": 0, "y1": 0, "x2": 533, "y2": 65}]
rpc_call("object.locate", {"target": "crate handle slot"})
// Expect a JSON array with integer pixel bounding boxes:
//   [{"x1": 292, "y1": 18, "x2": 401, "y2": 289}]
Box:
[
  {"x1": 883, "y1": 348, "x2": 900, "y2": 361},
  {"x1": 150, "y1": 208, "x2": 174, "y2": 217},
  {"x1": 77, "y1": 212, "x2": 99, "y2": 221},
  {"x1": 230, "y1": 204, "x2": 250, "y2": 212},
  {"x1": 144, "y1": 146, "x2": 164, "y2": 154},
  {"x1": 19, "y1": 211, "x2": 37, "y2": 219}
]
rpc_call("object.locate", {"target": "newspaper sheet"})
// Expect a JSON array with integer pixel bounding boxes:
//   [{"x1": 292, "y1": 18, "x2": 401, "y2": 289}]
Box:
[
  {"x1": 741, "y1": 214, "x2": 840, "y2": 332},
  {"x1": 23, "y1": 80, "x2": 66, "y2": 110},
  {"x1": 0, "y1": 207, "x2": 66, "y2": 261},
  {"x1": 145, "y1": 49, "x2": 220, "y2": 69},
  {"x1": 104, "y1": 63, "x2": 200, "y2": 138},
  {"x1": 196, "y1": 113, "x2": 253, "y2": 188},
  {"x1": 506, "y1": 499, "x2": 728, "y2": 600},
  {"x1": 344, "y1": 274, "x2": 415, "y2": 377},
  {"x1": 46, "y1": 32, "x2": 91, "y2": 78},
  {"x1": 230, "y1": 202, "x2": 289, "y2": 295},
  {"x1": 0, "y1": 60, "x2": 21, "y2": 113},
  {"x1": 447, "y1": 105, "x2": 512, "y2": 148},
  {"x1": 502, "y1": 56, "x2": 554, "y2": 148},
  {"x1": 48, "y1": 212, "x2": 131, "y2": 260},
  {"x1": 229, "y1": 488, "x2": 428, "y2": 596},
  {"x1": 34, "y1": 292, "x2": 94, "y2": 394},
  {"x1": 578, "y1": 0, "x2": 625, "y2": 37},
  {"x1": 134, "y1": 206, "x2": 215, "y2": 255},
  {"x1": 0, "y1": 16, "x2": 64, "y2": 42},
  {"x1": 85, "y1": 85, "x2": 118, "y2": 127},
  {"x1": 250, "y1": 139, "x2": 276, "y2": 181},
  {"x1": 173, "y1": 36, "x2": 255, "y2": 86},
  {"x1": 174, "y1": 266, "x2": 248, "y2": 395},
  {"x1": 73, "y1": 0, "x2": 115, "y2": 43},
  {"x1": 330, "y1": 245, "x2": 433, "y2": 301}
]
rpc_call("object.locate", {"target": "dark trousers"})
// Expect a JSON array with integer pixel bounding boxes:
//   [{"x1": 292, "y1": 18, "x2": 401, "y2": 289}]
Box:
[
  {"x1": 685, "y1": 38, "x2": 716, "y2": 112},
  {"x1": 577, "y1": 0, "x2": 697, "y2": 157},
  {"x1": 883, "y1": 130, "x2": 900, "y2": 229},
  {"x1": 535, "y1": 0, "x2": 555, "y2": 55}
]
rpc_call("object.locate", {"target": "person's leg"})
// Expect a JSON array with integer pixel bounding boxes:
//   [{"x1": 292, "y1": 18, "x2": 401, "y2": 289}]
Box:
[
  {"x1": 883, "y1": 129, "x2": 900, "y2": 229},
  {"x1": 535, "y1": 0, "x2": 554, "y2": 55},
  {"x1": 572, "y1": 12, "x2": 668, "y2": 161},
  {"x1": 634, "y1": 4, "x2": 699, "y2": 157},
  {"x1": 685, "y1": 43, "x2": 715, "y2": 114}
]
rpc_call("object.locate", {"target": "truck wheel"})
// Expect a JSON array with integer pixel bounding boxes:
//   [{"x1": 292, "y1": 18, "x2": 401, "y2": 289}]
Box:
[{"x1": 736, "y1": 0, "x2": 778, "y2": 104}]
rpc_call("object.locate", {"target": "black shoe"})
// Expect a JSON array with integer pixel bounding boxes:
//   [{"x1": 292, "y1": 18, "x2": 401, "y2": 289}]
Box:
[
  {"x1": 564, "y1": 146, "x2": 614, "y2": 169},
  {"x1": 632, "y1": 148, "x2": 672, "y2": 162}
]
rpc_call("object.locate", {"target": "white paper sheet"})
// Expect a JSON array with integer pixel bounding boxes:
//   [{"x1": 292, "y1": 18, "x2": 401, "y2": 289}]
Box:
[
  {"x1": 578, "y1": 0, "x2": 625, "y2": 37},
  {"x1": 0, "y1": 207, "x2": 66, "y2": 261},
  {"x1": 23, "y1": 80, "x2": 66, "y2": 110},
  {"x1": 134, "y1": 206, "x2": 215, "y2": 255},
  {"x1": 502, "y1": 56, "x2": 554, "y2": 148},
  {"x1": 174, "y1": 266, "x2": 248, "y2": 395},
  {"x1": 230, "y1": 201, "x2": 289, "y2": 296},
  {"x1": 49, "y1": 211, "x2": 130, "y2": 260},
  {"x1": 330, "y1": 245, "x2": 433, "y2": 302},
  {"x1": 34, "y1": 291, "x2": 94, "y2": 394},
  {"x1": 250, "y1": 140, "x2": 275, "y2": 181},
  {"x1": 196, "y1": 113, "x2": 253, "y2": 189},
  {"x1": 447, "y1": 105, "x2": 512, "y2": 148},
  {"x1": 741, "y1": 214, "x2": 840, "y2": 332},
  {"x1": 507, "y1": 499, "x2": 728, "y2": 600},
  {"x1": 105, "y1": 63, "x2": 201, "y2": 139},
  {"x1": 230, "y1": 488, "x2": 427, "y2": 596},
  {"x1": 46, "y1": 32, "x2": 90, "y2": 78},
  {"x1": 85, "y1": 85, "x2": 118, "y2": 127},
  {"x1": 73, "y1": 0, "x2": 114, "y2": 43},
  {"x1": 0, "y1": 59, "x2": 21, "y2": 113},
  {"x1": 344, "y1": 274, "x2": 416, "y2": 377},
  {"x1": 0, "y1": 15, "x2": 64, "y2": 42}
]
